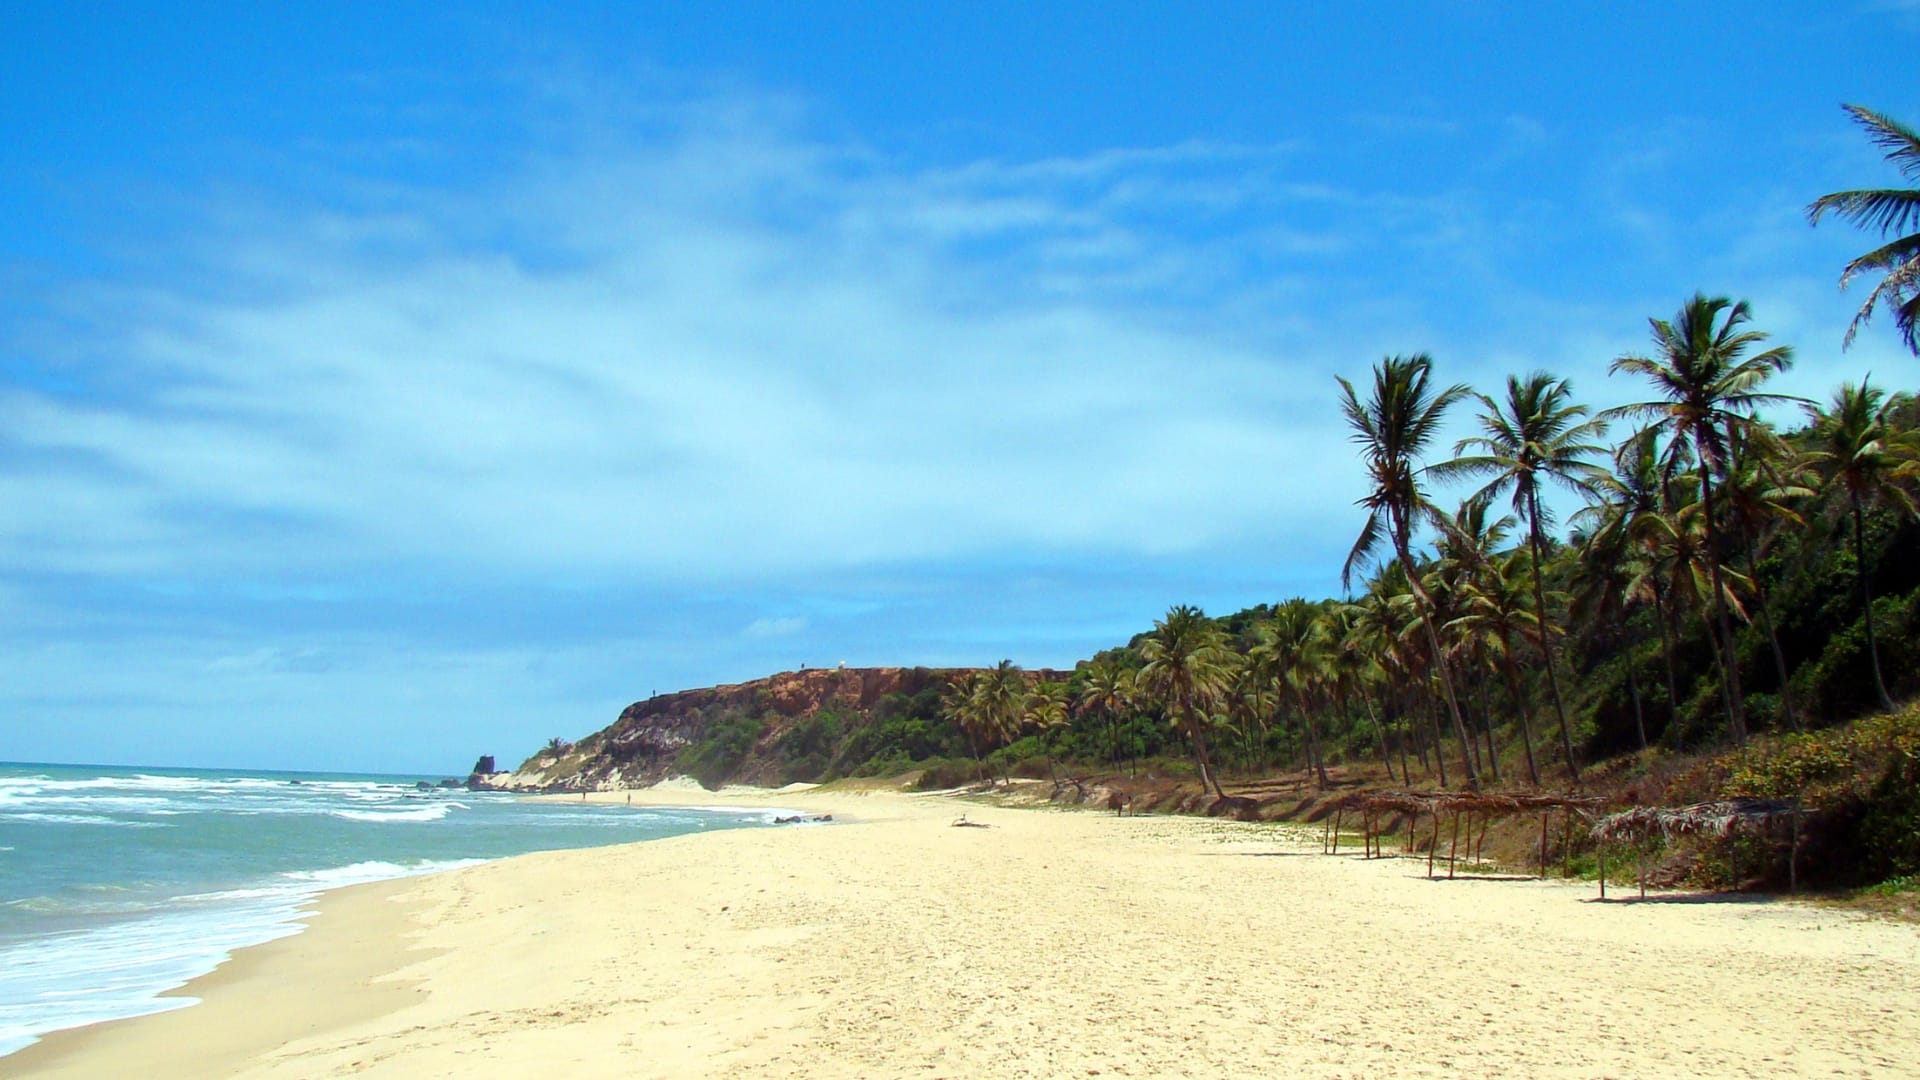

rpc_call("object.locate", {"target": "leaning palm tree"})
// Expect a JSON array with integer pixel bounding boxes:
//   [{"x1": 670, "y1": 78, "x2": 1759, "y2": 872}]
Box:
[
  {"x1": 1339, "y1": 354, "x2": 1479, "y2": 786},
  {"x1": 1605, "y1": 295, "x2": 1799, "y2": 744},
  {"x1": 1445, "y1": 371, "x2": 1607, "y2": 779},
  {"x1": 1137, "y1": 604, "x2": 1238, "y2": 798},
  {"x1": 1806, "y1": 105, "x2": 1920, "y2": 355},
  {"x1": 1803, "y1": 378, "x2": 1920, "y2": 711}
]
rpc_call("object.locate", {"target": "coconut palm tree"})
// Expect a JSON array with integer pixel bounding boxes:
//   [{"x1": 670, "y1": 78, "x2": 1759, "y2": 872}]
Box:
[
  {"x1": 1720, "y1": 446, "x2": 1815, "y2": 731},
  {"x1": 1605, "y1": 295, "x2": 1799, "y2": 743},
  {"x1": 1228, "y1": 663, "x2": 1278, "y2": 777},
  {"x1": 1137, "y1": 604, "x2": 1238, "y2": 798},
  {"x1": 1635, "y1": 492, "x2": 1754, "y2": 746},
  {"x1": 1075, "y1": 658, "x2": 1138, "y2": 776},
  {"x1": 1449, "y1": 545, "x2": 1546, "y2": 787},
  {"x1": 1578, "y1": 426, "x2": 1692, "y2": 732},
  {"x1": 1320, "y1": 601, "x2": 1397, "y2": 783},
  {"x1": 1806, "y1": 105, "x2": 1920, "y2": 355},
  {"x1": 1568, "y1": 522, "x2": 1654, "y2": 751},
  {"x1": 1351, "y1": 569, "x2": 1421, "y2": 783},
  {"x1": 941, "y1": 672, "x2": 991, "y2": 782},
  {"x1": 1803, "y1": 378, "x2": 1920, "y2": 711},
  {"x1": 1338, "y1": 353, "x2": 1480, "y2": 786},
  {"x1": 1024, "y1": 680, "x2": 1071, "y2": 783},
  {"x1": 976, "y1": 659, "x2": 1027, "y2": 781},
  {"x1": 1445, "y1": 372, "x2": 1607, "y2": 779},
  {"x1": 1251, "y1": 599, "x2": 1330, "y2": 789}
]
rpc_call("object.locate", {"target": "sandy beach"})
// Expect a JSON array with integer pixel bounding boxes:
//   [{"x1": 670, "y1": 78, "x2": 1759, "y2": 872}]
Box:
[{"x1": 10, "y1": 784, "x2": 1919, "y2": 1079}]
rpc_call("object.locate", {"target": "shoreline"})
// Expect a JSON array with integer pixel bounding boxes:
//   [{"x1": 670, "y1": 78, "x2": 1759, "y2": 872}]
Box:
[{"x1": 12, "y1": 784, "x2": 1920, "y2": 1078}]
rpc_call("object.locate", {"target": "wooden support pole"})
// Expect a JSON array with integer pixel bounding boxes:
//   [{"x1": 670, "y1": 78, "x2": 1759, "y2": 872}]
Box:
[
  {"x1": 1475, "y1": 813, "x2": 1489, "y2": 868},
  {"x1": 1448, "y1": 810, "x2": 1461, "y2": 880},
  {"x1": 1790, "y1": 809, "x2": 1801, "y2": 895},
  {"x1": 1428, "y1": 812, "x2": 1440, "y2": 878},
  {"x1": 1561, "y1": 811, "x2": 1572, "y2": 878},
  {"x1": 1332, "y1": 808, "x2": 1343, "y2": 855},
  {"x1": 1599, "y1": 843, "x2": 1607, "y2": 900},
  {"x1": 1539, "y1": 812, "x2": 1549, "y2": 879}
]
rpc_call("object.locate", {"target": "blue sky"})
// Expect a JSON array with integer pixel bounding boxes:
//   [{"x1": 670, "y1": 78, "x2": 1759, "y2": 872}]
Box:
[{"x1": 2, "y1": 3, "x2": 1915, "y2": 773}]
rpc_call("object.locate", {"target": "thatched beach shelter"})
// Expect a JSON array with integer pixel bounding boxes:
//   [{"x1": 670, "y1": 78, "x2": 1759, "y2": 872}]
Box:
[
  {"x1": 1589, "y1": 799, "x2": 1810, "y2": 898},
  {"x1": 1324, "y1": 790, "x2": 1604, "y2": 879}
]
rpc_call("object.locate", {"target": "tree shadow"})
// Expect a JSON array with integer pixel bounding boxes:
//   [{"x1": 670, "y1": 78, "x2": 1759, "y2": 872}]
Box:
[{"x1": 1581, "y1": 890, "x2": 1782, "y2": 906}]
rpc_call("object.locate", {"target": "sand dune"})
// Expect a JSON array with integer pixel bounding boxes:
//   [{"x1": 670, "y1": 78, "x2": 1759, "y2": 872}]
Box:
[{"x1": 13, "y1": 785, "x2": 1919, "y2": 1078}]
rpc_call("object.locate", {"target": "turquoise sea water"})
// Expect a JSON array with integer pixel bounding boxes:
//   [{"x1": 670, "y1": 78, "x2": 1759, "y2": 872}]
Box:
[{"x1": 0, "y1": 761, "x2": 795, "y2": 1057}]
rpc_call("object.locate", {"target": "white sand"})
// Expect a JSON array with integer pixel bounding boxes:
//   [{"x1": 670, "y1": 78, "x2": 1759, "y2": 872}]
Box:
[{"x1": 11, "y1": 785, "x2": 1918, "y2": 1078}]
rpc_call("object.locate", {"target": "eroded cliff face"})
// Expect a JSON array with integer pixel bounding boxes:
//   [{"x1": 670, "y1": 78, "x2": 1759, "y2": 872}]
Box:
[{"x1": 486, "y1": 666, "x2": 963, "y2": 791}]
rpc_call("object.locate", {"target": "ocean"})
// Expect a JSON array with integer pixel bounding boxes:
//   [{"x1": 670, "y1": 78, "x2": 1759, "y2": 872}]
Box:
[{"x1": 0, "y1": 761, "x2": 796, "y2": 1058}]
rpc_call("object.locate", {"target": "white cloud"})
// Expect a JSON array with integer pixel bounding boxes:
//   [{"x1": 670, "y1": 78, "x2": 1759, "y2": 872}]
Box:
[{"x1": 2, "y1": 103, "x2": 1369, "y2": 590}]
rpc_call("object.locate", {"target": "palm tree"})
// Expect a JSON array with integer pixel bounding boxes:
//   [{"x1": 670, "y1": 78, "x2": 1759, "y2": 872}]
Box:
[
  {"x1": 1024, "y1": 680, "x2": 1071, "y2": 783},
  {"x1": 976, "y1": 660, "x2": 1027, "y2": 782},
  {"x1": 1446, "y1": 372, "x2": 1607, "y2": 780},
  {"x1": 1228, "y1": 663, "x2": 1278, "y2": 777},
  {"x1": 1720, "y1": 447, "x2": 1814, "y2": 731},
  {"x1": 1351, "y1": 570, "x2": 1420, "y2": 784},
  {"x1": 1321, "y1": 602, "x2": 1397, "y2": 783},
  {"x1": 1578, "y1": 426, "x2": 1690, "y2": 733},
  {"x1": 1635, "y1": 491, "x2": 1755, "y2": 745},
  {"x1": 1429, "y1": 498, "x2": 1516, "y2": 783},
  {"x1": 1606, "y1": 295, "x2": 1799, "y2": 744},
  {"x1": 1806, "y1": 105, "x2": 1920, "y2": 355},
  {"x1": 1137, "y1": 604, "x2": 1238, "y2": 798},
  {"x1": 1449, "y1": 544, "x2": 1546, "y2": 787},
  {"x1": 1568, "y1": 523, "x2": 1653, "y2": 751},
  {"x1": 1338, "y1": 354, "x2": 1480, "y2": 786},
  {"x1": 1251, "y1": 599, "x2": 1330, "y2": 789},
  {"x1": 941, "y1": 672, "x2": 991, "y2": 782},
  {"x1": 1804, "y1": 378, "x2": 1920, "y2": 711},
  {"x1": 1075, "y1": 658, "x2": 1138, "y2": 776}
]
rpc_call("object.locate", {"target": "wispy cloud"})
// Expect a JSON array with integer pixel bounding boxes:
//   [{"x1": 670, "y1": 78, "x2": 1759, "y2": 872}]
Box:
[{"x1": 1, "y1": 75, "x2": 1896, "y2": 770}]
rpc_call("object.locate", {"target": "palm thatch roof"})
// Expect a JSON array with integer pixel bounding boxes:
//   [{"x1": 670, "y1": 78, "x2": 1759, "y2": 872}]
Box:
[
  {"x1": 1589, "y1": 799, "x2": 1805, "y2": 844},
  {"x1": 1355, "y1": 790, "x2": 1604, "y2": 818}
]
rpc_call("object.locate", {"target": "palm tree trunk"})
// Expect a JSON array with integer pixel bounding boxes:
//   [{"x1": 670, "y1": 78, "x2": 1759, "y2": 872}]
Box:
[
  {"x1": 1652, "y1": 583, "x2": 1683, "y2": 736},
  {"x1": 1362, "y1": 690, "x2": 1397, "y2": 784},
  {"x1": 1625, "y1": 642, "x2": 1649, "y2": 751},
  {"x1": 1500, "y1": 641, "x2": 1542, "y2": 786},
  {"x1": 1854, "y1": 500, "x2": 1898, "y2": 712},
  {"x1": 1386, "y1": 685, "x2": 1414, "y2": 783},
  {"x1": 1423, "y1": 687, "x2": 1449, "y2": 788},
  {"x1": 1527, "y1": 523, "x2": 1581, "y2": 780},
  {"x1": 1187, "y1": 708, "x2": 1225, "y2": 798},
  {"x1": 1396, "y1": 537, "x2": 1478, "y2": 787},
  {"x1": 1738, "y1": 519, "x2": 1800, "y2": 733},
  {"x1": 1699, "y1": 469, "x2": 1748, "y2": 743},
  {"x1": 1475, "y1": 674, "x2": 1501, "y2": 783},
  {"x1": 1300, "y1": 693, "x2": 1329, "y2": 790}
]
